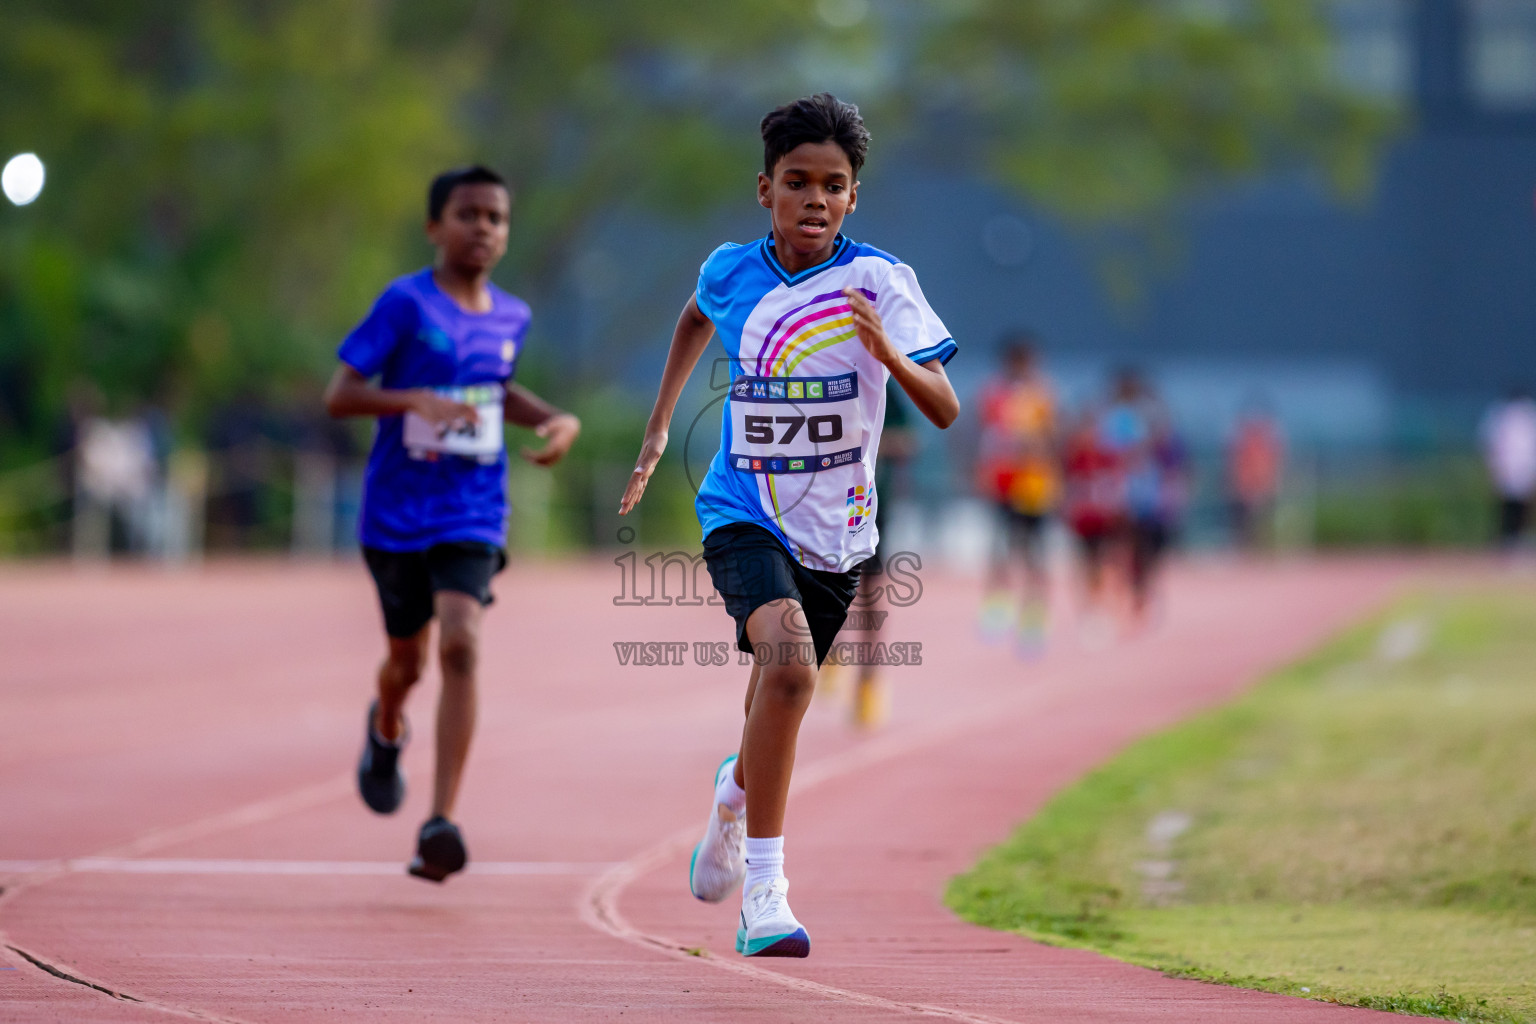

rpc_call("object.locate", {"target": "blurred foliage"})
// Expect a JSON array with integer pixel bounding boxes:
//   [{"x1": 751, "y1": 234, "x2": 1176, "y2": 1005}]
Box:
[
  {"x1": 915, "y1": 0, "x2": 1390, "y2": 217},
  {"x1": 0, "y1": 0, "x2": 474, "y2": 451},
  {"x1": 1312, "y1": 453, "x2": 1496, "y2": 548},
  {"x1": 905, "y1": 0, "x2": 1397, "y2": 300},
  {"x1": 0, "y1": 0, "x2": 1395, "y2": 513}
]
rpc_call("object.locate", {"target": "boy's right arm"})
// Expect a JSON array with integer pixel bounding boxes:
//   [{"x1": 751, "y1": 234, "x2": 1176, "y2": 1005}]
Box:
[
  {"x1": 323, "y1": 364, "x2": 478, "y2": 429},
  {"x1": 618, "y1": 296, "x2": 715, "y2": 515}
]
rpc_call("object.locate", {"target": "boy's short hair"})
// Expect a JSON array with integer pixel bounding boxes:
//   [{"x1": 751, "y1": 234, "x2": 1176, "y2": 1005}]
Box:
[
  {"x1": 427, "y1": 165, "x2": 508, "y2": 222},
  {"x1": 760, "y1": 93, "x2": 870, "y2": 178}
]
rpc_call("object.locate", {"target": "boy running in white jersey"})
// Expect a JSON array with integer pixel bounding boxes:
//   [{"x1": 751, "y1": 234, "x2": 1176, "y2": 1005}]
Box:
[{"x1": 619, "y1": 94, "x2": 959, "y2": 957}]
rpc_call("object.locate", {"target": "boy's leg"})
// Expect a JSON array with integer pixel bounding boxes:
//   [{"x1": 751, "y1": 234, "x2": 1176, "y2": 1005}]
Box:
[
  {"x1": 358, "y1": 630, "x2": 426, "y2": 816},
  {"x1": 734, "y1": 659, "x2": 761, "y2": 789},
  {"x1": 987, "y1": 502, "x2": 1013, "y2": 591},
  {"x1": 849, "y1": 569, "x2": 888, "y2": 727},
  {"x1": 1019, "y1": 516, "x2": 1047, "y2": 605},
  {"x1": 376, "y1": 630, "x2": 429, "y2": 741},
  {"x1": 359, "y1": 546, "x2": 435, "y2": 815},
  {"x1": 980, "y1": 504, "x2": 1017, "y2": 639},
  {"x1": 408, "y1": 542, "x2": 500, "y2": 883},
  {"x1": 737, "y1": 599, "x2": 816, "y2": 839},
  {"x1": 430, "y1": 590, "x2": 483, "y2": 821}
]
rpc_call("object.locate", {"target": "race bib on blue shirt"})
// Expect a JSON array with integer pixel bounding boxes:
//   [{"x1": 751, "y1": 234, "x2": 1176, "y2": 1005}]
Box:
[{"x1": 402, "y1": 384, "x2": 504, "y2": 463}]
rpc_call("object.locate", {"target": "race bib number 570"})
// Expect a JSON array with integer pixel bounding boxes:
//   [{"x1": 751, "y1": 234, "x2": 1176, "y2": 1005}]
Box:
[
  {"x1": 728, "y1": 372, "x2": 862, "y2": 474},
  {"x1": 403, "y1": 384, "x2": 504, "y2": 463}
]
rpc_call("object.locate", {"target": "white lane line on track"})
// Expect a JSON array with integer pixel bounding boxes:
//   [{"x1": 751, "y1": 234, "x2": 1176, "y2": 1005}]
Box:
[
  {"x1": 0, "y1": 776, "x2": 362, "y2": 1024},
  {"x1": 0, "y1": 859, "x2": 616, "y2": 876},
  {"x1": 580, "y1": 693, "x2": 1056, "y2": 1024}
]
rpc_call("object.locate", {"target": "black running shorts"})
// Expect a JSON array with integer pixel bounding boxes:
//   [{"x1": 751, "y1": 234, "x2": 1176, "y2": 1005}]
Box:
[
  {"x1": 702, "y1": 522, "x2": 861, "y2": 667},
  {"x1": 362, "y1": 542, "x2": 507, "y2": 638}
]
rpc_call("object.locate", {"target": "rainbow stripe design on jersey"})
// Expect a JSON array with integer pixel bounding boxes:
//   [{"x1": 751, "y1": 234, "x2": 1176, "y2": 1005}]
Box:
[{"x1": 755, "y1": 287, "x2": 875, "y2": 377}]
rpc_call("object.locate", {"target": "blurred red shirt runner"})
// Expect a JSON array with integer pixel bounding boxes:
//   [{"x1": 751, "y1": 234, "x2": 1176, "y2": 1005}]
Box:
[{"x1": 975, "y1": 374, "x2": 1059, "y2": 516}]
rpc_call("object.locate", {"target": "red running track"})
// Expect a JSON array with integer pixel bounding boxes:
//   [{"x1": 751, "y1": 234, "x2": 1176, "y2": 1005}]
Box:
[{"x1": 0, "y1": 556, "x2": 1434, "y2": 1022}]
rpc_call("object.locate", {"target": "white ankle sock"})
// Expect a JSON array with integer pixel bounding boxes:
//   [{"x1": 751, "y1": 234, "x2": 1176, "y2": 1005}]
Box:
[
  {"x1": 716, "y1": 762, "x2": 747, "y2": 816},
  {"x1": 744, "y1": 836, "x2": 784, "y2": 893}
]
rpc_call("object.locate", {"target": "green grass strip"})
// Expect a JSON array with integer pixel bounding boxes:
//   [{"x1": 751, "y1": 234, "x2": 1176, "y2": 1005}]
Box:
[{"x1": 948, "y1": 587, "x2": 1536, "y2": 1023}]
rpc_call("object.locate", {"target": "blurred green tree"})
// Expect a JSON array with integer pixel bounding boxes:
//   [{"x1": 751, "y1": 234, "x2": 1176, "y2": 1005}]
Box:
[
  {"x1": 898, "y1": 0, "x2": 1397, "y2": 300},
  {"x1": 0, "y1": 0, "x2": 1392, "y2": 463},
  {"x1": 0, "y1": 0, "x2": 474, "y2": 449},
  {"x1": 917, "y1": 0, "x2": 1389, "y2": 216}
]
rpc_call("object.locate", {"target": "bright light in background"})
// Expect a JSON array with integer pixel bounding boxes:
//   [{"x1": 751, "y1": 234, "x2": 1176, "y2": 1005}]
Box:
[{"x1": 2, "y1": 153, "x2": 45, "y2": 206}]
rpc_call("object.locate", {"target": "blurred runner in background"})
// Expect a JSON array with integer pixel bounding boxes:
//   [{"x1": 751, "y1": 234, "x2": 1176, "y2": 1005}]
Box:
[
  {"x1": 1126, "y1": 388, "x2": 1187, "y2": 622},
  {"x1": 822, "y1": 380, "x2": 914, "y2": 728},
  {"x1": 974, "y1": 334, "x2": 1059, "y2": 652},
  {"x1": 1062, "y1": 404, "x2": 1119, "y2": 637},
  {"x1": 1099, "y1": 370, "x2": 1161, "y2": 622},
  {"x1": 1479, "y1": 388, "x2": 1536, "y2": 549},
  {"x1": 1228, "y1": 397, "x2": 1284, "y2": 550},
  {"x1": 324, "y1": 166, "x2": 580, "y2": 884}
]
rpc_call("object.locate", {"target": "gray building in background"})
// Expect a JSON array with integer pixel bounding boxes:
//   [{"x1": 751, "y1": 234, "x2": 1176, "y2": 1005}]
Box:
[
  {"x1": 894, "y1": 0, "x2": 1536, "y2": 445},
  {"x1": 580, "y1": 0, "x2": 1533, "y2": 451}
]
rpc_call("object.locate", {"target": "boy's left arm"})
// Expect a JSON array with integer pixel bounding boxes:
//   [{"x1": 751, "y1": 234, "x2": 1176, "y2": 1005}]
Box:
[
  {"x1": 504, "y1": 383, "x2": 581, "y2": 467},
  {"x1": 843, "y1": 288, "x2": 960, "y2": 429}
]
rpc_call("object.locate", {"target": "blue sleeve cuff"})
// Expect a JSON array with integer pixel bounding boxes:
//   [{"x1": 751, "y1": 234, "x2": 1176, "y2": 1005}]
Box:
[{"x1": 907, "y1": 338, "x2": 957, "y2": 366}]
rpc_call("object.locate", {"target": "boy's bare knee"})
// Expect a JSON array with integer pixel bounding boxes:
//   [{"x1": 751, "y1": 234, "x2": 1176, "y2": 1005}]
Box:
[
  {"x1": 438, "y1": 628, "x2": 478, "y2": 679},
  {"x1": 434, "y1": 591, "x2": 482, "y2": 680},
  {"x1": 384, "y1": 634, "x2": 429, "y2": 687},
  {"x1": 756, "y1": 664, "x2": 815, "y2": 707}
]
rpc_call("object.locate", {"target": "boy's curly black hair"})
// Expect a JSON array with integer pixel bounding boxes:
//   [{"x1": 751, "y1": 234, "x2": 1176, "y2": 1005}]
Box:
[{"x1": 760, "y1": 93, "x2": 870, "y2": 179}]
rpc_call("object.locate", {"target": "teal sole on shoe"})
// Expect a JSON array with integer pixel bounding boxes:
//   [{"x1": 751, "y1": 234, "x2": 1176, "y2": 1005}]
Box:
[
  {"x1": 740, "y1": 927, "x2": 809, "y2": 958},
  {"x1": 687, "y1": 841, "x2": 705, "y2": 901}
]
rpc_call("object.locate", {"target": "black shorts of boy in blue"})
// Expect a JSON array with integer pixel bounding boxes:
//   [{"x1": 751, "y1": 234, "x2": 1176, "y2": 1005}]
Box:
[
  {"x1": 323, "y1": 165, "x2": 580, "y2": 883},
  {"x1": 619, "y1": 94, "x2": 959, "y2": 957}
]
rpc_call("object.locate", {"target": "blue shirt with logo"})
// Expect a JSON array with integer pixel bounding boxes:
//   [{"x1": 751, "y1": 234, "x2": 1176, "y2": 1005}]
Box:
[{"x1": 338, "y1": 268, "x2": 531, "y2": 551}]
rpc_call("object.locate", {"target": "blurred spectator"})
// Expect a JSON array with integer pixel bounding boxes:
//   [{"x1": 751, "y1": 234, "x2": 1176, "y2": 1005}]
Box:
[
  {"x1": 289, "y1": 396, "x2": 362, "y2": 556},
  {"x1": 73, "y1": 406, "x2": 160, "y2": 559},
  {"x1": 206, "y1": 392, "x2": 276, "y2": 549},
  {"x1": 54, "y1": 381, "x2": 103, "y2": 516},
  {"x1": 1228, "y1": 398, "x2": 1285, "y2": 550},
  {"x1": 1479, "y1": 388, "x2": 1536, "y2": 548},
  {"x1": 974, "y1": 333, "x2": 1059, "y2": 649}
]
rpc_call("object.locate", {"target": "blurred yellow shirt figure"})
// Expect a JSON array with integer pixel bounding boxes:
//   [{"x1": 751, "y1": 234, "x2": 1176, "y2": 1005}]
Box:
[{"x1": 977, "y1": 376, "x2": 1059, "y2": 516}]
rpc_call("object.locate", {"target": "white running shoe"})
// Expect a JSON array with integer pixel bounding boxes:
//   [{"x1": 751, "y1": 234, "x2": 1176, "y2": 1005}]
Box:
[
  {"x1": 736, "y1": 878, "x2": 809, "y2": 957},
  {"x1": 687, "y1": 755, "x2": 745, "y2": 902}
]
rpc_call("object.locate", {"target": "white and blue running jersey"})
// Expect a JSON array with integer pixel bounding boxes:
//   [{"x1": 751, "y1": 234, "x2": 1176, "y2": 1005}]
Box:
[{"x1": 694, "y1": 233, "x2": 957, "y2": 571}]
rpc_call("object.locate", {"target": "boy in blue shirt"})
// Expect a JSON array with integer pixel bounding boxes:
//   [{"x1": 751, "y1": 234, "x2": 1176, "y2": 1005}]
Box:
[
  {"x1": 324, "y1": 166, "x2": 580, "y2": 882},
  {"x1": 619, "y1": 95, "x2": 959, "y2": 956}
]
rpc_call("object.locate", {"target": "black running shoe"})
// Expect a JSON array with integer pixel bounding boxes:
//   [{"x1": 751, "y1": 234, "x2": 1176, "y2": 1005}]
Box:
[
  {"x1": 408, "y1": 816, "x2": 468, "y2": 882},
  {"x1": 357, "y1": 700, "x2": 407, "y2": 815}
]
